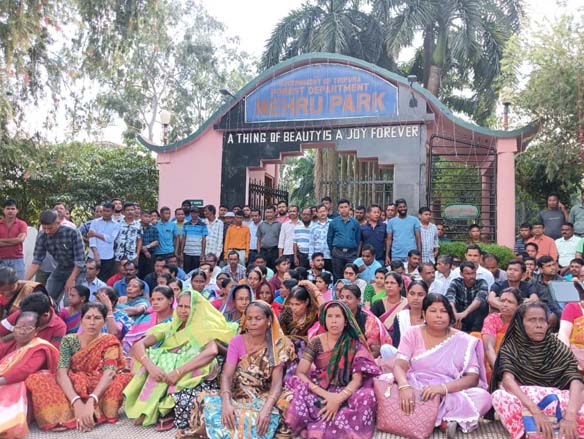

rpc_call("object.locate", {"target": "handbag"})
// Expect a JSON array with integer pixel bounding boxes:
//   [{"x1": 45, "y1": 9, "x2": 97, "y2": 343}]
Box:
[
  {"x1": 374, "y1": 374, "x2": 440, "y2": 439},
  {"x1": 522, "y1": 394, "x2": 563, "y2": 438},
  {"x1": 0, "y1": 382, "x2": 29, "y2": 439},
  {"x1": 203, "y1": 394, "x2": 280, "y2": 439}
]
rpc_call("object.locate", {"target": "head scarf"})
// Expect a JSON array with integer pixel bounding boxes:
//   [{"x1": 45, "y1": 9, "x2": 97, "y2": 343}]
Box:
[
  {"x1": 319, "y1": 300, "x2": 366, "y2": 386},
  {"x1": 150, "y1": 289, "x2": 235, "y2": 349},
  {"x1": 240, "y1": 300, "x2": 290, "y2": 367},
  {"x1": 490, "y1": 302, "x2": 582, "y2": 392},
  {"x1": 221, "y1": 284, "x2": 255, "y2": 323},
  {"x1": 282, "y1": 286, "x2": 320, "y2": 337}
]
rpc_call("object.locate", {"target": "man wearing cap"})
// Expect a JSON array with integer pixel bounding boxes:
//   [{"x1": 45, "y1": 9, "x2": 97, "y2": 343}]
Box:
[{"x1": 223, "y1": 211, "x2": 250, "y2": 265}]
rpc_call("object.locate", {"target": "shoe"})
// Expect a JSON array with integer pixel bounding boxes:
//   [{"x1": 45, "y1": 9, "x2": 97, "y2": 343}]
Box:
[{"x1": 446, "y1": 421, "x2": 458, "y2": 439}]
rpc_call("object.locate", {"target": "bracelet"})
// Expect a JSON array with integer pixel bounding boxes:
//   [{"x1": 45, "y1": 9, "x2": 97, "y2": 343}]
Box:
[
  {"x1": 441, "y1": 383, "x2": 448, "y2": 395},
  {"x1": 341, "y1": 388, "x2": 352, "y2": 397},
  {"x1": 221, "y1": 390, "x2": 232, "y2": 397},
  {"x1": 89, "y1": 393, "x2": 99, "y2": 404},
  {"x1": 106, "y1": 314, "x2": 115, "y2": 319},
  {"x1": 175, "y1": 367, "x2": 182, "y2": 377},
  {"x1": 398, "y1": 384, "x2": 412, "y2": 391},
  {"x1": 139, "y1": 354, "x2": 148, "y2": 362},
  {"x1": 70, "y1": 395, "x2": 81, "y2": 406}
]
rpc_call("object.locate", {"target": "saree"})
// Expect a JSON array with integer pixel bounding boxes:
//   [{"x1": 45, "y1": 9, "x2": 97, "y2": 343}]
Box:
[
  {"x1": 0, "y1": 337, "x2": 59, "y2": 438},
  {"x1": 59, "y1": 308, "x2": 81, "y2": 334},
  {"x1": 221, "y1": 285, "x2": 255, "y2": 325},
  {"x1": 479, "y1": 313, "x2": 508, "y2": 382},
  {"x1": 373, "y1": 296, "x2": 408, "y2": 332},
  {"x1": 25, "y1": 333, "x2": 131, "y2": 430},
  {"x1": 121, "y1": 311, "x2": 172, "y2": 353},
  {"x1": 179, "y1": 300, "x2": 296, "y2": 439},
  {"x1": 286, "y1": 301, "x2": 382, "y2": 439},
  {"x1": 124, "y1": 290, "x2": 236, "y2": 426},
  {"x1": 397, "y1": 326, "x2": 492, "y2": 432}
]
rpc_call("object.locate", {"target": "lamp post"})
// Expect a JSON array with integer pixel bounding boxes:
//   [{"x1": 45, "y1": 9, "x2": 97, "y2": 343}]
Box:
[
  {"x1": 500, "y1": 88, "x2": 513, "y2": 131},
  {"x1": 160, "y1": 109, "x2": 171, "y2": 145}
]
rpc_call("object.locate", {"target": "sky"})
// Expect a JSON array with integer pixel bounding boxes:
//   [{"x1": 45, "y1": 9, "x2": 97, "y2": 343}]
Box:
[{"x1": 202, "y1": 0, "x2": 583, "y2": 59}]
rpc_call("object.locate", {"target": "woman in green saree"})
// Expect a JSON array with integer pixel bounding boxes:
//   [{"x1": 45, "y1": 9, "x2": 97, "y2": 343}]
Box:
[{"x1": 124, "y1": 290, "x2": 236, "y2": 431}]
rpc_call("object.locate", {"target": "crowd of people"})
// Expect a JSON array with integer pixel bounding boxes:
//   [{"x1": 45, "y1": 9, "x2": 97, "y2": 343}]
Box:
[{"x1": 1, "y1": 192, "x2": 584, "y2": 439}]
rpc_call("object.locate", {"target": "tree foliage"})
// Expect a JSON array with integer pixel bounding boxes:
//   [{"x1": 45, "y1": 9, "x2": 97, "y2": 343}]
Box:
[
  {"x1": 280, "y1": 151, "x2": 316, "y2": 207},
  {"x1": 2, "y1": 142, "x2": 158, "y2": 224}
]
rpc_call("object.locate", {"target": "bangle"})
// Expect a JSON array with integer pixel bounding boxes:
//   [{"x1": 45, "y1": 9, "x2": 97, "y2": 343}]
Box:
[
  {"x1": 175, "y1": 367, "x2": 182, "y2": 377},
  {"x1": 441, "y1": 383, "x2": 448, "y2": 395},
  {"x1": 106, "y1": 314, "x2": 115, "y2": 319},
  {"x1": 221, "y1": 390, "x2": 232, "y2": 397},
  {"x1": 398, "y1": 384, "x2": 412, "y2": 391},
  {"x1": 341, "y1": 388, "x2": 352, "y2": 397},
  {"x1": 139, "y1": 354, "x2": 148, "y2": 362},
  {"x1": 89, "y1": 393, "x2": 99, "y2": 404},
  {"x1": 70, "y1": 395, "x2": 81, "y2": 406}
]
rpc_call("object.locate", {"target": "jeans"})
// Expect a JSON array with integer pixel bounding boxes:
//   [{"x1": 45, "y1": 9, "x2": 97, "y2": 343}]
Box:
[
  {"x1": 331, "y1": 247, "x2": 357, "y2": 281},
  {"x1": 46, "y1": 267, "x2": 85, "y2": 306},
  {"x1": 0, "y1": 258, "x2": 25, "y2": 279},
  {"x1": 97, "y1": 258, "x2": 116, "y2": 282}
]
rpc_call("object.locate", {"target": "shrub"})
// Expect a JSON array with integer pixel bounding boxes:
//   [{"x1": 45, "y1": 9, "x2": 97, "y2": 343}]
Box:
[{"x1": 438, "y1": 242, "x2": 515, "y2": 269}]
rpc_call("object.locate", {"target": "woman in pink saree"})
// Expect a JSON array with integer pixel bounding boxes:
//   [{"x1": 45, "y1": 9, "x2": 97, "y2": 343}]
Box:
[{"x1": 393, "y1": 293, "x2": 491, "y2": 438}]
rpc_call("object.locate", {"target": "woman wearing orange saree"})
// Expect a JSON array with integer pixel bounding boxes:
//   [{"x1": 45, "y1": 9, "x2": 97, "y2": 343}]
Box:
[
  {"x1": 0, "y1": 311, "x2": 59, "y2": 439},
  {"x1": 559, "y1": 281, "x2": 584, "y2": 368},
  {"x1": 481, "y1": 287, "x2": 522, "y2": 382},
  {"x1": 25, "y1": 302, "x2": 132, "y2": 432}
]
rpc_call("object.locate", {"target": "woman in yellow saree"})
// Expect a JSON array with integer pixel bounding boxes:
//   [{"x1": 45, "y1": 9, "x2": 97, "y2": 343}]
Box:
[{"x1": 124, "y1": 289, "x2": 236, "y2": 431}]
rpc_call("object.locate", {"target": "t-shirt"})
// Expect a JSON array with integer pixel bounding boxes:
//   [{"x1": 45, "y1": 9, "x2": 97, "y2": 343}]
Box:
[
  {"x1": 537, "y1": 209, "x2": 565, "y2": 240},
  {"x1": 387, "y1": 216, "x2": 421, "y2": 259},
  {"x1": 0, "y1": 218, "x2": 27, "y2": 259},
  {"x1": 155, "y1": 221, "x2": 179, "y2": 255},
  {"x1": 490, "y1": 280, "x2": 532, "y2": 299},
  {"x1": 354, "y1": 258, "x2": 382, "y2": 283}
]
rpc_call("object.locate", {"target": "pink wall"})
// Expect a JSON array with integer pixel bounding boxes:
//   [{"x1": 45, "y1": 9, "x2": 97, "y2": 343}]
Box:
[
  {"x1": 496, "y1": 138, "x2": 518, "y2": 249},
  {"x1": 157, "y1": 128, "x2": 223, "y2": 210}
]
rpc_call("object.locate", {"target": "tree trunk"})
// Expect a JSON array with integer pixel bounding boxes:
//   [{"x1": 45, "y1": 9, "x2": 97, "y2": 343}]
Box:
[
  {"x1": 427, "y1": 64, "x2": 443, "y2": 96},
  {"x1": 314, "y1": 148, "x2": 323, "y2": 202},
  {"x1": 422, "y1": 25, "x2": 434, "y2": 89},
  {"x1": 427, "y1": 28, "x2": 447, "y2": 96}
]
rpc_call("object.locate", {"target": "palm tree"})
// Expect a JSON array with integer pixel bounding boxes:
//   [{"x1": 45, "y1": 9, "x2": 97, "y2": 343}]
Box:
[
  {"x1": 373, "y1": 0, "x2": 524, "y2": 122},
  {"x1": 261, "y1": 0, "x2": 390, "y2": 69}
]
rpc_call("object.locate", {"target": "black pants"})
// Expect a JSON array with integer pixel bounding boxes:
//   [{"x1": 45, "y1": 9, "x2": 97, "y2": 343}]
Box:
[
  {"x1": 183, "y1": 254, "x2": 201, "y2": 274},
  {"x1": 297, "y1": 251, "x2": 309, "y2": 269},
  {"x1": 138, "y1": 253, "x2": 154, "y2": 278},
  {"x1": 97, "y1": 258, "x2": 116, "y2": 282},
  {"x1": 460, "y1": 301, "x2": 490, "y2": 333},
  {"x1": 331, "y1": 247, "x2": 357, "y2": 281},
  {"x1": 260, "y1": 246, "x2": 279, "y2": 270}
]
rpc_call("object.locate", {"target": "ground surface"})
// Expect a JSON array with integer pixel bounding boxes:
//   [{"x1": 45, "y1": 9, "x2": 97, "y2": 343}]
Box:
[{"x1": 27, "y1": 417, "x2": 510, "y2": 438}]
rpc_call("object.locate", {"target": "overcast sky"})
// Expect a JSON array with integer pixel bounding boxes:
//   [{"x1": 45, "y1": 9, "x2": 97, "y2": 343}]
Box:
[{"x1": 202, "y1": 0, "x2": 583, "y2": 59}]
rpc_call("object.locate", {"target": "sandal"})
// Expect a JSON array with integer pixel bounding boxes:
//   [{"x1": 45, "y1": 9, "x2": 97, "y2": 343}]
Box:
[{"x1": 156, "y1": 415, "x2": 175, "y2": 432}]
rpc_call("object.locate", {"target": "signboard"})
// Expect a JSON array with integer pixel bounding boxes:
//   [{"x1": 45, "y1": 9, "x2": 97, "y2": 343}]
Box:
[
  {"x1": 245, "y1": 64, "x2": 398, "y2": 123},
  {"x1": 225, "y1": 125, "x2": 420, "y2": 146},
  {"x1": 443, "y1": 204, "x2": 480, "y2": 219},
  {"x1": 187, "y1": 199, "x2": 204, "y2": 207}
]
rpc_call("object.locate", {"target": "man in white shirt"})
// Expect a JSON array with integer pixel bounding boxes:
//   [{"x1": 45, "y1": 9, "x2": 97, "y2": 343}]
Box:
[
  {"x1": 81, "y1": 259, "x2": 107, "y2": 302},
  {"x1": 556, "y1": 222, "x2": 580, "y2": 271},
  {"x1": 246, "y1": 208, "x2": 262, "y2": 264},
  {"x1": 278, "y1": 205, "x2": 299, "y2": 267},
  {"x1": 435, "y1": 254, "x2": 456, "y2": 292},
  {"x1": 419, "y1": 262, "x2": 446, "y2": 295},
  {"x1": 451, "y1": 244, "x2": 495, "y2": 289}
]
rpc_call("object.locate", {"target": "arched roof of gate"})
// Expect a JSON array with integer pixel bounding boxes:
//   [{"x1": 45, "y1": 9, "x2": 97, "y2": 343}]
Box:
[{"x1": 137, "y1": 53, "x2": 538, "y2": 153}]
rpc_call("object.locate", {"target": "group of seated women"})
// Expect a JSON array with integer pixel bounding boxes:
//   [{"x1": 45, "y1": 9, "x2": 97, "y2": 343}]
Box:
[{"x1": 3, "y1": 261, "x2": 584, "y2": 439}]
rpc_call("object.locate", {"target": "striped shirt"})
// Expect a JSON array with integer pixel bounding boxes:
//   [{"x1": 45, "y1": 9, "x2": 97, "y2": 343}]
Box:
[
  {"x1": 308, "y1": 219, "x2": 331, "y2": 259},
  {"x1": 420, "y1": 222, "x2": 439, "y2": 263},
  {"x1": 294, "y1": 223, "x2": 313, "y2": 254},
  {"x1": 183, "y1": 219, "x2": 208, "y2": 256},
  {"x1": 204, "y1": 218, "x2": 224, "y2": 257}
]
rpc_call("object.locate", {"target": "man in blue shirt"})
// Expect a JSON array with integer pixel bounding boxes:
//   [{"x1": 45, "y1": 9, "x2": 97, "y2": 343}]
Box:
[
  {"x1": 386, "y1": 198, "x2": 421, "y2": 265},
  {"x1": 353, "y1": 245, "x2": 382, "y2": 283},
  {"x1": 88, "y1": 202, "x2": 120, "y2": 281},
  {"x1": 327, "y1": 199, "x2": 361, "y2": 281},
  {"x1": 358, "y1": 204, "x2": 386, "y2": 264},
  {"x1": 155, "y1": 206, "x2": 180, "y2": 259}
]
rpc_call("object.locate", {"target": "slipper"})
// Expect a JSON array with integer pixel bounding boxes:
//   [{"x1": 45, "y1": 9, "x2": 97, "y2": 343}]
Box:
[{"x1": 156, "y1": 416, "x2": 174, "y2": 432}]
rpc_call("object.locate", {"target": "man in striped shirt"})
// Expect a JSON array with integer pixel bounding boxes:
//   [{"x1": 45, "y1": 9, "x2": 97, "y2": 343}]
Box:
[
  {"x1": 181, "y1": 208, "x2": 208, "y2": 273},
  {"x1": 293, "y1": 207, "x2": 314, "y2": 269}
]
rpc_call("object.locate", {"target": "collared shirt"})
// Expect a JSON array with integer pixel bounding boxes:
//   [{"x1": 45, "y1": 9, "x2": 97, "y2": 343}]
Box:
[
  {"x1": 115, "y1": 220, "x2": 142, "y2": 261},
  {"x1": 307, "y1": 268, "x2": 332, "y2": 283},
  {"x1": 257, "y1": 220, "x2": 281, "y2": 249},
  {"x1": 354, "y1": 258, "x2": 382, "y2": 283},
  {"x1": 419, "y1": 222, "x2": 439, "y2": 263},
  {"x1": 556, "y1": 235, "x2": 580, "y2": 266},
  {"x1": 387, "y1": 215, "x2": 421, "y2": 259},
  {"x1": 220, "y1": 263, "x2": 247, "y2": 283},
  {"x1": 491, "y1": 280, "x2": 532, "y2": 300},
  {"x1": 435, "y1": 270, "x2": 456, "y2": 293},
  {"x1": 570, "y1": 205, "x2": 584, "y2": 235},
  {"x1": 276, "y1": 214, "x2": 289, "y2": 224},
  {"x1": 446, "y1": 277, "x2": 488, "y2": 312},
  {"x1": 82, "y1": 276, "x2": 107, "y2": 301},
  {"x1": 327, "y1": 216, "x2": 361, "y2": 250},
  {"x1": 451, "y1": 265, "x2": 495, "y2": 290},
  {"x1": 428, "y1": 278, "x2": 446, "y2": 295},
  {"x1": 204, "y1": 218, "x2": 224, "y2": 257},
  {"x1": 32, "y1": 226, "x2": 85, "y2": 269},
  {"x1": 1, "y1": 310, "x2": 66, "y2": 349},
  {"x1": 309, "y1": 219, "x2": 331, "y2": 259},
  {"x1": 0, "y1": 217, "x2": 27, "y2": 259},
  {"x1": 279, "y1": 219, "x2": 300, "y2": 255},
  {"x1": 245, "y1": 220, "x2": 261, "y2": 251},
  {"x1": 527, "y1": 235, "x2": 558, "y2": 261},
  {"x1": 155, "y1": 220, "x2": 178, "y2": 255},
  {"x1": 224, "y1": 224, "x2": 250, "y2": 258},
  {"x1": 89, "y1": 218, "x2": 121, "y2": 260},
  {"x1": 183, "y1": 219, "x2": 208, "y2": 256},
  {"x1": 294, "y1": 222, "x2": 313, "y2": 254},
  {"x1": 360, "y1": 221, "x2": 386, "y2": 261},
  {"x1": 141, "y1": 223, "x2": 159, "y2": 250}
]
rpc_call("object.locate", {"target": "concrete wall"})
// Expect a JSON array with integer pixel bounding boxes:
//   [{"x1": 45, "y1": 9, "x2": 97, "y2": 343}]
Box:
[{"x1": 157, "y1": 129, "x2": 223, "y2": 209}]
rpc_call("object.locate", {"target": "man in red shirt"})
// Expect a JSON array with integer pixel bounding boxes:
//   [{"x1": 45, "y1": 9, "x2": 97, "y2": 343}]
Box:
[
  {"x1": 0, "y1": 292, "x2": 66, "y2": 349},
  {"x1": 0, "y1": 199, "x2": 28, "y2": 279}
]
